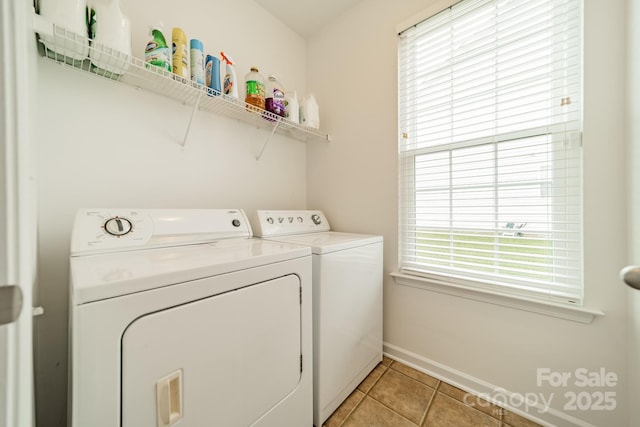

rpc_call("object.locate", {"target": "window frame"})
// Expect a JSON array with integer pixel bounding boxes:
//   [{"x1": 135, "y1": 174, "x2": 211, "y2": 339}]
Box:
[{"x1": 396, "y1": 0, "x2": 589, "y2": 313}]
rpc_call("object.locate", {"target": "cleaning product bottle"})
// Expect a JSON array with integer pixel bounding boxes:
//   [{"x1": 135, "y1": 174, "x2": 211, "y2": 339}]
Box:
[
  {"x1": 144, "y1": 25, "x2": 171, "y2": 72},
  {"x1": 39, "y1": 0, "x2": 89, "y2": 61},
  {"x1": 190, "y1": 39, "x2": 205, "y2": 86},
  {"x1": 89, "y1": 0, "x2": 132, "y2": 76},
  {"x1": 265, "y1": 74, "x2": 286, "y2": 117},
  {"x1": 301, "y1": 93, "x2": 320, "y2": 129},
  {"x1": 205, "y1": 54, "x2": 221, "y2": 96},
  {"x1": 220, "y1": 52, "x2": 238, "y2": 99},
  {"x1": 172, "y1": 27, "x2": 189, "y2": 80},
  {"x1": 285, "y1": 91, "x2": 300, "y2": 124},
  {"x1": 245, "y1": 66, "x2": 265, "y2": 111}
]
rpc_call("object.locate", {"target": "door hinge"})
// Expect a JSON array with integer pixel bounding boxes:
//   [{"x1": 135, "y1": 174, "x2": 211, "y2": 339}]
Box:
[
  {"x1": 300, "y1": 354, "x2": 303, "y2": 373},
  {"x1": 299, "y1": 286, "x2": 302, "y2": 305},
  {"x1": 0, "y1": 285, "x2": 23, "y2": 326}
]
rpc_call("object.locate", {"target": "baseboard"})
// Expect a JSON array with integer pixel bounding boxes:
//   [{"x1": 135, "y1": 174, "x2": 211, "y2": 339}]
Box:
[{"x1": 383, "y1": 343, "x2": 596, "y2": 427}]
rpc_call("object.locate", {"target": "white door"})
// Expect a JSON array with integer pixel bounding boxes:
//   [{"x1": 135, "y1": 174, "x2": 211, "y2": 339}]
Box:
[
  {"x1": 0, "y1": 0, "x2": 36, "y2": 426},
  {"x1": 627, "y1": 1, "x2": 640, "y2": 424}
]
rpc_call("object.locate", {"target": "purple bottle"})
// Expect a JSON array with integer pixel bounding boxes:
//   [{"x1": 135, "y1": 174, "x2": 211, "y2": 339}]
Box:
[{"x1": 265, "y1": 74, "x2": 285, "y2": 117}]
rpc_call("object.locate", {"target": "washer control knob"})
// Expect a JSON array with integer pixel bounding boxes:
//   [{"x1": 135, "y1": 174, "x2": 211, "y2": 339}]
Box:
[
  {"x1": 311, "y1": 214, "x2": 322, "y2": 225},
  {"x1": 232, "y1": 219, "x2": 241, "y2": 227},
  {"x1": 104, "y1": 217, "x2": 133, "y2": 237}
]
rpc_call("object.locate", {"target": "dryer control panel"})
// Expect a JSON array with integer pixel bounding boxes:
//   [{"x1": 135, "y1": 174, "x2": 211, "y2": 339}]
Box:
[
  {"x1": 71, "y1": 209, "x2": 252, "y2": 256},
  {"x1": 254, "y1": 210, "x2": 330, "y2": 237}
]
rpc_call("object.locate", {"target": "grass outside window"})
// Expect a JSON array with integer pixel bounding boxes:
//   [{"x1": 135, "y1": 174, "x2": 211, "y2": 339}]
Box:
[{"x1": 415, "y1": 230, "x2": 553, "y2": 282}]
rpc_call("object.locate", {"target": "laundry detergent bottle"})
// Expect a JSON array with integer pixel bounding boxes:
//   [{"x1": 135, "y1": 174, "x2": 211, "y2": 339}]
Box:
[
  {"x1": 38, "y1": 0, "x2": 89, "y2": 60},
  {"x1": 285, "y1": 91, "x2": 300, "y2": 124},
  {"x1": 265, "y1": 74, "x2": 285, "y2": 117},
  {"x1": 301, "y1": 93, "x2": 320, "y2": 129},
  {"x1": 88, "y1": 0, "x2": 132, "y2": 75}
]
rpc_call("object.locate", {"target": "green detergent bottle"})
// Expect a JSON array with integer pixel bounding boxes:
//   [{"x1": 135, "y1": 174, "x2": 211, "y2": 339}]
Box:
[{"x1": 144, "y1": 25, "x2": 171, "y2": 72}]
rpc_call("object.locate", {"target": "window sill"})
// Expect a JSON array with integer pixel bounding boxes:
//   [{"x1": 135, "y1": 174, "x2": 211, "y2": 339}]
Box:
[{"x1": 390, "y1": 272, "x2": 604, "y2": 324}]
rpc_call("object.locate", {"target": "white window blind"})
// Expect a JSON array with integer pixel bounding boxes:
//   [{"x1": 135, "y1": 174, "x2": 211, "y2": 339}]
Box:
[{"x1": 398, "y1": 0, "x2": 583, "y2": 304}]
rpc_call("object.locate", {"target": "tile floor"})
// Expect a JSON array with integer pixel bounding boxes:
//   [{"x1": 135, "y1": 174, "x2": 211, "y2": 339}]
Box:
[{"x1": 322, "y1": 356, "x2": 542, "y2": 427}]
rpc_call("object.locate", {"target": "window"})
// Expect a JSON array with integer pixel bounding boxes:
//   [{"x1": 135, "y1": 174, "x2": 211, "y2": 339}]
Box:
[{"x1": 398, "y1": 0, "x2": 583, "y2": 304}]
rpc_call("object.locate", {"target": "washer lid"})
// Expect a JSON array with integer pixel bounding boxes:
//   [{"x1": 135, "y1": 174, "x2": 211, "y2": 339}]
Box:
[
  {"x1": 264, "y1": 231, "x2": 382, "y2": 254},
  {"x1": 70, "y1": 238, "x2": 310, "y2": 305}
]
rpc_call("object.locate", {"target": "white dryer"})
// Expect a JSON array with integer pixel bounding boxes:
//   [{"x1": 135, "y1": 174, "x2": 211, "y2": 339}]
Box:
[
  {"x1": 68, "y1": 209, "x2": 313, "y2": 427},
  {"x1": 253, "y1": 210, "x2": 383, "y2": 427}
]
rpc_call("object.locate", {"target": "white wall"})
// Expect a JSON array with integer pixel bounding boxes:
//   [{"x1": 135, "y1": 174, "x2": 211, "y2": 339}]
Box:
[
  {"x1": 307, "y1": 0, "x2": 630, "y2": 425},
  {"x1": 34, "y1": 0, "x2": 309, "y2": 425}
]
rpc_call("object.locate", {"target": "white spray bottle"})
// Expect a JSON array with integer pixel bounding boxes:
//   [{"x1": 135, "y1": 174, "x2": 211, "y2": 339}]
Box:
[{"x1": 220, "y1": 52, "x2": 238, "y2": 99}]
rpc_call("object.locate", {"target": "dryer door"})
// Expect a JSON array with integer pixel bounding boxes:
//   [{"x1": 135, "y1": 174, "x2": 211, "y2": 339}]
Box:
[{"x1": 121, "y1": 274, "x2": 302, "y2": 427}]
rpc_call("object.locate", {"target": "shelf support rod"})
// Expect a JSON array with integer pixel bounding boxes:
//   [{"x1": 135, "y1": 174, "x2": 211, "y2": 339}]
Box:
[
  {"x1": 182, "y1": 92, "x2": 203, "y2": 147},
  {"x1": 256, "y1": 120, "x2": 280, "y2": 161}
]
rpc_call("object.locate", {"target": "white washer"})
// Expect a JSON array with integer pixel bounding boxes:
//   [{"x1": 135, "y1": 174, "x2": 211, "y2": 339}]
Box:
[
  {"x1": 253, "y1": 210, "x2": 383, "y2": 426},
  {"x1": 68, "y1": 209, "x2": 313, "y2": 427}
]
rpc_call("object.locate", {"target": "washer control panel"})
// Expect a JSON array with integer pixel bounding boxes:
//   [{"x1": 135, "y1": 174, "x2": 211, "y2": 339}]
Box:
[
  {"x1": 255, "y1": 210, "x2": 330, "y2": 237},
  {"x1": 71, "y1": 209, "x2": 252, "y2": 256}
]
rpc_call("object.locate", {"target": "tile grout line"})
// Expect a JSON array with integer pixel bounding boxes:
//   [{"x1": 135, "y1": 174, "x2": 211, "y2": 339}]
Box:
[
  {"x1": 332, "y1": 359, "x2": 538, "y2": 427},
  {"x1": 387, "y1": 360, "x2": 441, "y2": 426},
  {"x1": 368, "y1": 363, "x2": 439, "y2": 426},
  {"x1": 364, "y1": 397, "x2": 422, "y2": 427},
  {"x1": 365, "y1": 362, "x2": 420, "y2": 426},
  {"x1": 336, "y1": 363, "x2": 390, "y2": 427},
  {"x1": 418, "y1": 379, "x2": 441, "y2": 426}
]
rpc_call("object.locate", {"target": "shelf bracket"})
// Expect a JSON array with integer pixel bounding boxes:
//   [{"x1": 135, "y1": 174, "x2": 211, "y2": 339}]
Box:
[
  {"x1": 255, "y1": 120, "x2": 280, "y2": 161},
  {"x1": 182, "y1": 91, "x2": 203, "y2": 147}
]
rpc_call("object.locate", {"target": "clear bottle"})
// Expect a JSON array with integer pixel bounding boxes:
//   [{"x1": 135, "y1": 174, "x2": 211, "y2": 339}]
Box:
[
  {"x1": 265, "y1": 74, "x2": 285, "y2": 117},
  {"x1": 245, "y1": 67, "x2": 265, "y2": 111}
]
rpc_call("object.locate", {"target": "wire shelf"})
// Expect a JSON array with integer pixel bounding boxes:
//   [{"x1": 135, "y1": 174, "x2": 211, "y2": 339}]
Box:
[{"x1": 36, "y1": 24, "x2": 331, "y2": 151}]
